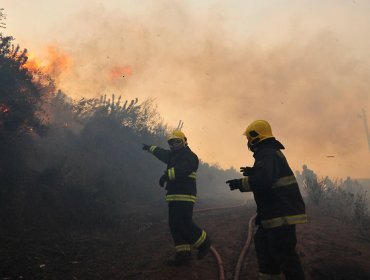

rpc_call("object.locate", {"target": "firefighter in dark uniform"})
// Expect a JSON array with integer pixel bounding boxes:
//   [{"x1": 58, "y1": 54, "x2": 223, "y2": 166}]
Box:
[
  {"x1": 143, "y1": 130, "x2": 211, "y2": 266},
  {"x1": 226, "y1": 120, "x2": 306, "y2": 280}
]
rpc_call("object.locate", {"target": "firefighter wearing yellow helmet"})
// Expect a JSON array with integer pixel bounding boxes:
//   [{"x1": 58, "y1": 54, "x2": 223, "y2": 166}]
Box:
[
  {"x1": 226, "y1": 120, "x2": 306, "y2": 280},
  {"x1": 243, "y1": 119, "x2": 274, "y2": 149},
  {"x1": 142, "y1": 130, "x2": 211, "y2": 266}
]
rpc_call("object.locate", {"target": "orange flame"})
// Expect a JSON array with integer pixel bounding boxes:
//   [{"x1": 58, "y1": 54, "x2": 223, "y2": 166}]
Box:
[
  {"x1": 23, "y1": 53, "x2": 44, "y2": 73},
  {"x1": 109, "y1": 65, "x2": 132, "y2": 80},
  {"x1": 23, "y1": 45, "x2": 71, "y2": 82},
  {"x1": 44, "y1": 46, "x2": 71, "y2": 80}
]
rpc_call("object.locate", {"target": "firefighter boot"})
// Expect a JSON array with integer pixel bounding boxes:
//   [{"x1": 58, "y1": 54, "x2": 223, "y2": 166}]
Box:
[
  {"x1": 197, "y1": 236, "x2": 211, "y2": 259},
  {"x1": 167, "y1": 251, "x2": 192, "y2": 266}
]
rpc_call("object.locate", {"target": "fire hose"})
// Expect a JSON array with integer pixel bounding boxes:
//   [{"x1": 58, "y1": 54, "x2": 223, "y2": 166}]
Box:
[
  {"x1": 210, "y1": 246, "x2": 225, "y2": 280},
  {"x1": 138, "y1": 201, "x2": 256, "y2": 280},
  {"x1": 194, "y1": 201, "x2": 256, "y2": 280},
  {"x1": 194, "y1": 203, "x2": 246, "y2": 280},
  {"x1": 233, "y1": 213, "x2": 257, "y2": 280}
]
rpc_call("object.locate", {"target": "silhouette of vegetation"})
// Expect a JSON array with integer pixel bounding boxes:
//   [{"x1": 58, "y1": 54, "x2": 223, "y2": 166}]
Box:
[
  {"x1": 0, "y1": 28, "x2": 240, "y2": 236},
  {"x1": 298, "y1": 166, "x2": 370, "y2": 240},
  {"x1": 0, "y1": 8, "x2": 5, "y2": 29},
  {"x1": 0, "y1": 25, "x2": 55, "y2": 233}
]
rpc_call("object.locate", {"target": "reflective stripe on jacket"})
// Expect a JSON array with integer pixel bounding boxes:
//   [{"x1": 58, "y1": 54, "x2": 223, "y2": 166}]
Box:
[
  {"x1": 150, "y1": 145, "x2": 198, "y2": 203},
  {"x1": 240, "y1": 138, "x2": 307, "y2": 228}
]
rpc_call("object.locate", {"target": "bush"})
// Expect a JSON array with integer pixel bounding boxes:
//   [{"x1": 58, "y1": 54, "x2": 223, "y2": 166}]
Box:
[
  {"x1": 0, "y1": 24, "x2": 249, "y2": 234},
  {"x1": 301, "y1": 167, "x2": 370, "y2": 240}
]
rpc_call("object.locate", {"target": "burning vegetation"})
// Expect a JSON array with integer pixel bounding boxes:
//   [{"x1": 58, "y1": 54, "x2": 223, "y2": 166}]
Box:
[
  {"x1": 0, "y1": 26, "x2": 240, "y2": 235},
  {"x1": 1, "y1": 10, "x2": 370, "y2": 280},
  {"x1": 109, "y1": 65, "x2": 133, "y2": 80},
  {"x1": 22, "y1": 45, "x2": 71, "y2": 84}
]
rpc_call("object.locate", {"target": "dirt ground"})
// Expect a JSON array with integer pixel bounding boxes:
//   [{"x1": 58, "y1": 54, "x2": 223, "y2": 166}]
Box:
[{"x1": 1, "y1": 201, "x2": 370, "y2": 280}]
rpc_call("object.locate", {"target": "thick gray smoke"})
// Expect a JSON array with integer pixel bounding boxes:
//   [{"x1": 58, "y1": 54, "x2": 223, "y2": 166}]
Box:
[{"x1": 36, "y1": 1, "x2": 370, "y2": 178}]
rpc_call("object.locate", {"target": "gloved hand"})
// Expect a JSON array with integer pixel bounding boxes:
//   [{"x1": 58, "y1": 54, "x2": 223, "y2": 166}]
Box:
[
  {"x1": 226, "y1": 179, "x2": 242, "y2": 191},
  {"x1": 159, "y1": 173, "x2": 169, "y2": 188},
  {"x1": 142, "y1": 144, "x2": 151, "y2": 151},
  {"x1": 240, "y1": 166, "x2": 254, "y2": 176}
]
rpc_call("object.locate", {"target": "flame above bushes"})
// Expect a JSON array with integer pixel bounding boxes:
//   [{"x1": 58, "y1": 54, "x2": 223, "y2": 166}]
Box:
[
  {"x1": 23, "y1": 45, "x2": 71, "y2": 82},
  {"x1": 109, "y1": 65, "x2": 132, "y2": 80}
]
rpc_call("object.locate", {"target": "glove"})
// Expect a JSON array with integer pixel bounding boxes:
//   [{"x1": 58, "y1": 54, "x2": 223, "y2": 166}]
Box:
[
  {"x1": 240, "y1": 166, "x2": 254, "y2": 176},
  {"x1": 226, "y1": 179, "x2": 242, "y2": 191},
  {"x1": 159, "y1": 173, "x2": 169, "y2": 188},
  {"x1": 142, "y1": 144, "x2": 151, "y2": 151}
]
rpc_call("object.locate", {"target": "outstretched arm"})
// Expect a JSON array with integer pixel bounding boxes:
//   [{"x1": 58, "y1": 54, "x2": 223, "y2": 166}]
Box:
[{"x1": 142, "y1": 144, "x2": 170, "y2": 164}]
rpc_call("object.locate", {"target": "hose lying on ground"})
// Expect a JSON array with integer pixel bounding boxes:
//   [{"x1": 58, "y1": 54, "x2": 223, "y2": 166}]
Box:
[
  {"x1": 210, "y1": 246, "x2": 225, "y2": 280},
  {"x1": 233, "y1": 213, "x2": 257, "y2": 280}
]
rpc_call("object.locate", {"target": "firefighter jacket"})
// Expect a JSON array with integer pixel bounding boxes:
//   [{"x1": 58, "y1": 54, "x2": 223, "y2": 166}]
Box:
[
  {"x1": 240, "y1": 138, "x2": 307, "y2": 229},
  {"x1": 148, "y1": 145, "x2": 198, "y2": 203}
]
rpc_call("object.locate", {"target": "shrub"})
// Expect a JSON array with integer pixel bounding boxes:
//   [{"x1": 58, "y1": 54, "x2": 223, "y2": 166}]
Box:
[{"x1": 301, "y1": 166, "x2": 370, "y2": 240}]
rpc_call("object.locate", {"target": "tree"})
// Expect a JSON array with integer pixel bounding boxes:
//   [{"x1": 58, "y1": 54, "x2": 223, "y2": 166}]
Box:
[
  {"x1": 0, "y1": 37, "x2": 49, "y2": 134},
  {"x1": 0, "y1": 16, "x2": 52, "y2": 202},
  {"x1": 0, "y1": 8, "x2": 6, "y2": 29}
]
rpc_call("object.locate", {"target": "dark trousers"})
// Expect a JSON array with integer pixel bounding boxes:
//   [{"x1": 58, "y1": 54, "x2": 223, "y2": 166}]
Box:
[
  {"x1": 254, "y1": 224, "x2": 305, "y2": 280},
  {"x1": 168, "y1": 201, "x2": 203, "y2": 248}
]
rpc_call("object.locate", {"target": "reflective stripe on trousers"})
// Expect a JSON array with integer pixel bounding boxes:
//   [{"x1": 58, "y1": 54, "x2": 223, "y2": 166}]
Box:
[
  {"x1": 193, "y1": 230, "x2": 206, "y2": 248},
  {"x1": 261, "y1": 214, "x2": 307, "y2": 229},
  {"x1": 166, "y1": 194, "x2": 196, "y2": 203},
  {"x1": 175, "y1": 244, "x2": 192, "y2": 252},
  {"x1": 258, "y1": 272, "x2": 281, "y2": 280}
]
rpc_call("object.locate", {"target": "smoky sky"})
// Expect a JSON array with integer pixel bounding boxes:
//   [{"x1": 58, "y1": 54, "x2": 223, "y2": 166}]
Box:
[{"x1": 14, "y1": 1, "x2": 370, "y2": 178}]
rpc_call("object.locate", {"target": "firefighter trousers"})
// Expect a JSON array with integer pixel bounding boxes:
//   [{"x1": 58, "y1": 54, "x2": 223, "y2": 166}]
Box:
[
  {"x1": 168, "y1": 201, "x2": 208, "y2": 252},
  {"x1": 254, "y1": 224, "x2": 305, "y2": 280}
]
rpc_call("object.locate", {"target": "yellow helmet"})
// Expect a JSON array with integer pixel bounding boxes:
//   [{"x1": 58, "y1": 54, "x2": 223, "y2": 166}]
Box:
[
  {"x1": 243, "y1": 120, "x2": 274, "y2": 146},
  {"x1": 167, "y1": 130, "x2": 186, "y2": 142}
]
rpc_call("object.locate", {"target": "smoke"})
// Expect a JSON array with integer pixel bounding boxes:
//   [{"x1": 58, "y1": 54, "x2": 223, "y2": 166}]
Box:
[
  {"x1": 39, "y1": 1, "x2": 370, "y2": 178},
  {"x1": 24, "y1": 45, "x2": 71, "y2": 84}
]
